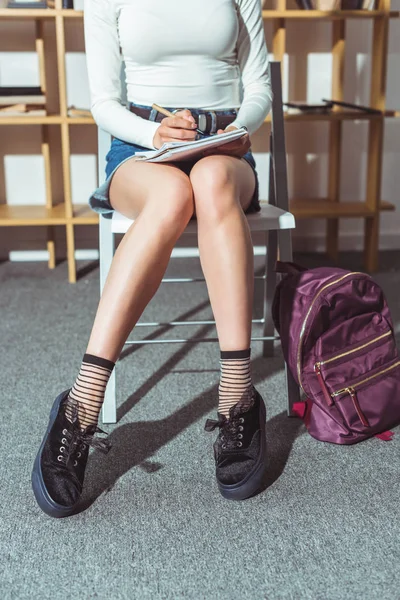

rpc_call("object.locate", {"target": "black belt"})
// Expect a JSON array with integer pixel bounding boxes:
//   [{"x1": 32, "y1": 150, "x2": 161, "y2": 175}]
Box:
[{"x1": 128, "y1": 104, "x2": 238, "y2": 135}]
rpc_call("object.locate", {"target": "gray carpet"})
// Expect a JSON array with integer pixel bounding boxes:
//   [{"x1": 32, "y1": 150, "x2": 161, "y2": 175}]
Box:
[{"x1": 1, "y1": 251, "x2": 400, "y2": 600}]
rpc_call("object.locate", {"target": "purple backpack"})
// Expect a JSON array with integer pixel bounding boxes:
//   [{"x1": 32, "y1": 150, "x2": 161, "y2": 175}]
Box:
[{"x1": 272, "y1": 261, "x2": 400, "y2": 444}]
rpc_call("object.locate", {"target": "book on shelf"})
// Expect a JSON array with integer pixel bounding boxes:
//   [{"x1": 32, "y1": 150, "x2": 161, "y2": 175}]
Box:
[
  {"x1": 0, "y1": 95, "x2": 45, "y2": 105},
  {"x1": 284, "y1": 101, "x2": 333, "y2": 114},
  {"x1": 0, "y1": 86, "x2": 45, "y2": 105},
  {"x1": 340, "y1": 0, "x2": 364, "y2": 8},
  {"x1": 322, "y1": 98, "x2": 382, "y2": 114},
  {"x1": 294, "y1": 0, "x2": 314, "y2": 8},
  {"x1": 284, "y1": 99, "x2": 382, "y2": 115},
  {"x1": 44, "y1": 1, "x2": 75, "y2": 8},
  {"x1": 0, "y1": 103, "x2": 46, "y2": 116},
  {"x1": 312, "y1": 0, "x2": 341, "y2": 9},
  {"x1": 362, "y1": 0, "x2": 375, "y2": 8},
  {"x1": 132, "y1": 127, "x2": 247, "y2": 163},
  {"x1": 7, "y1": 1, "x2": 48, "y2": 8}
]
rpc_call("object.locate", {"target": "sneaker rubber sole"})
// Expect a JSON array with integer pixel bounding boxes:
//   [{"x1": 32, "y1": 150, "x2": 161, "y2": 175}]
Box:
[
  {"x1": 216, "y1": 396, "x2": 267, "y2": 501},
  {"x1": 31, "y1": 388, "x2": 78, "y2": 518}
]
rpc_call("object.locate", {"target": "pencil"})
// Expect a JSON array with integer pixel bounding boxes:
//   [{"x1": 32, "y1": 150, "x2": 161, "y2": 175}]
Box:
[{"x1": 152, "y1": 103, "x2": 205, "y2": 136}]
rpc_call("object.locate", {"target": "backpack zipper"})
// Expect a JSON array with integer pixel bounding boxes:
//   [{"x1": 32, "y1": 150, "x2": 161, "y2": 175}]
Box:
[
  {"x1": 315, "y1": 359, "x2": 400, "y2": 427},
  {"x1": 297, "y1": 272, "x2": 365, "y2": 394},
  {"x1": 316, "y1": 330, "x2": 391, "y2": 367},
  {"x1": 314, "y1": 367, "x2": 370, "y2": 425},
  {"x1": 331, "y1": 360, "x2": 400, "y2": 398},
  {"x1": 344, "y1": 387, "x2": 370, "y2": 427},
  {"x1": 314, "y1": 329, "x2": 391, "y2": 408},
  {"x1": 314, "y1": 363, "x2": 335, "y2": 407}
]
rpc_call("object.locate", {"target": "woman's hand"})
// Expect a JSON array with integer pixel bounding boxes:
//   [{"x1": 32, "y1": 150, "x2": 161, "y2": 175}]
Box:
[
  {"x1": 152, "y1": 108, "x2": 198, "y2": 149},
  {"x1": 201, "y1": 125, "x2": 251, "y2": 159}
]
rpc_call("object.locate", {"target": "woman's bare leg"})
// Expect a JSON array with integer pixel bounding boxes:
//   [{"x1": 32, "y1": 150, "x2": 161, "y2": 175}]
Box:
[
  {"x1": 85, "y1": 159, "x2": 194, "y2": 362},
  {"x1": 189, "y1": 155, "x2": 256, "y2": 351}
]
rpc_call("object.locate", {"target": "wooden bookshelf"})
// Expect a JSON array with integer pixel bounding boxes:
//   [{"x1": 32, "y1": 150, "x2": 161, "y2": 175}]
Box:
[
  {"x1": 290, "y1": 199, "x2": 395, "y2": 219},
  {"x1": 269, "y1": 0, "x2": 398, "y2": 271},
  {"x1": 0, "y1": 1, "x2": 398, "y2": 281}
]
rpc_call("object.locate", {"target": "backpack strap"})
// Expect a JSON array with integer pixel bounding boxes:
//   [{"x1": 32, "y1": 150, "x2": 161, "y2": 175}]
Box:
[
  {"x1": 275, "y1": 260, "x2": 308, "y2": 275},
  {"x1": 375, "y1": 430, "x2": 395, "y2": 441}
]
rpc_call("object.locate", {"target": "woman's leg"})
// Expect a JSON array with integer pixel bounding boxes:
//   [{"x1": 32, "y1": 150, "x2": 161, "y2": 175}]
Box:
[
  {"x1": 87, "y1": 160, "x2": 194, "y2": 361},
  {"x1": 189, "y1": 155, "x2": 257, "y2": 416},
  {"x1": 32, "y1": 159, "x2": 198, "y2": 518},
  {"x1": 191, "y1": 155, "x2": 268, "y2": 501},
  {"x1": 67, "y1": 159, "x2": 195, "y2": 428},
  {"x1": 189, "y1": 155, "x2": 256, "y2": 348}
]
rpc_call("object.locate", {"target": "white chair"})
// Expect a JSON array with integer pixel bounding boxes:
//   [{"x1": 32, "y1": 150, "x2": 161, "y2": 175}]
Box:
[{"x1": 97, "y1": 61, "x2": 300, "y2": 424}]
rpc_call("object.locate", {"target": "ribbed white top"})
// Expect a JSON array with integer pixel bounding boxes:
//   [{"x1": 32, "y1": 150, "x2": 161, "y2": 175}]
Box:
[{"x1": 84, "y1": 0, "x2": 272, "y2": 149}]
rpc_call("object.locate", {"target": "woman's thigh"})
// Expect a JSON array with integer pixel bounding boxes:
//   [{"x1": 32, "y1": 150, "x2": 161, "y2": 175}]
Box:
[{"x1": 109, "y1": 158, "x2": 194, "y2": 220}]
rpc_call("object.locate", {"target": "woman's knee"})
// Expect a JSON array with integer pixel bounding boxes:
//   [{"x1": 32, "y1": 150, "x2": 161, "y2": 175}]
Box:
[
  {"x1": 146, "y1": 172, "x2": 194, "y2": 231},
  {"x1": 190, "y1": 157, "x2": 238, "y2": 219},
  {"x1": 112, "y1": 161, "x2": 195, "y2": 229}
]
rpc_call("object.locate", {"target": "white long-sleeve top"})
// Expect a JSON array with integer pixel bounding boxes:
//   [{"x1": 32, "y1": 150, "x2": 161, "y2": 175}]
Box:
[{"x1": 83, "y1": 0, "x2": 272, "y2": 150}]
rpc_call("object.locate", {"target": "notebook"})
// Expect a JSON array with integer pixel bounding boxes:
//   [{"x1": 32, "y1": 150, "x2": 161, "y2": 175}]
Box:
[{"x1": 132, "y1": 127, "x2": 248, "y2": 163}]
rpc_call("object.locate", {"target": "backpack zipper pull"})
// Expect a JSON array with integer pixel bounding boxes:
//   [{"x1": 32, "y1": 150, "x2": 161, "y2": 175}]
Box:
[
  {"x1": 314, "y1": 362, "x2": 334, "y2": 407},
  {"x1": 346, "y1": 387, "x2": 370, "y2": 428}
]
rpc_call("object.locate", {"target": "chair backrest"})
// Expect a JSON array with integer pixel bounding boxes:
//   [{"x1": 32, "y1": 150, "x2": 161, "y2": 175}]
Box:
[
  {"x1": 119, "y1": 61, "x2": 128, "y2": 106},
  {"x1": 97, "y1": 63, "x2": 127, "y2": 184},
  {"x1": 97, "y1": 61, "x2": 289, "y2": 212},
  {"x1": 268, "y1": 62, "x2": 289, "y2": 214}
]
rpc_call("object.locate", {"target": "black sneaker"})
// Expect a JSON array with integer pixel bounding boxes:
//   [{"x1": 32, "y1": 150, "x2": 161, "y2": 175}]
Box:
[
  {"x1": 204, "y1": 386, "x2": 267, "y2": 500},
  {"x1": 31, "y1": 389, "x2": 111, "y2": 518}
]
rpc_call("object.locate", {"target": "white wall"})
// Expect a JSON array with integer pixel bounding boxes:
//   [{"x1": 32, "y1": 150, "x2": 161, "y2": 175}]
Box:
[{"x1": 0, "y1": 2, "x2": 399, "y2": 259}]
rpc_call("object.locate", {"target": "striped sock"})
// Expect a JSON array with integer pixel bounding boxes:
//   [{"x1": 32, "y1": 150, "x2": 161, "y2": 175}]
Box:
[
  {"x1": 218, "y1": 348, "x2": 254, "y2": 418},
  {"x1": 65, "y1": 353, "x2": 115, "y2": 429}
]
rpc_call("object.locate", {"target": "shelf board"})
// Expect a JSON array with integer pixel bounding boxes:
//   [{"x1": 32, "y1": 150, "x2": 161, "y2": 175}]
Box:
[
  {"x1": 261, "y1": 9, "x2": 400, "y2": 19},
  {"x1": 0, "y1": 114, "x2": 62, "y2": 125},
  {"x1": 0, "y1": 8, "x2": 56, "y2": 19},
  {"x1": 0, "y1": 199, "x2": 394, "y2": 226},
  {"x1": 0, "y1": 115, "x2": 101, "y2": 125},
  {"x1": 380, "y1": 200, "x2": 395, "y2": 211},
  {"x1": 0, "y1": 8, "x2": 397, "y2": 24},
  {"x1": 67, "y1": 116, "x2": 95, "y2": 124},
  {"x1": 57, "y1": 9, "x2": 400, "y2": 20},
  {"x1": 61, "y1": 9, "x2": 83, "y2": 18},
  {"x1": 280, "y1": 109, "x2": 398, "y2": 122},
  {"x1": 71, "y1": 204, "x2": 99, "y2": 224},
  {"x1": 0, "y1": 203, "x2": 66, "y2": 226},
  {"x1": 0, "y1": 111, "x2": 398, "y2": 126},
  {"x1": 290, "y1": 199, "x2": 395, "y2": 219},
  {"x1": 4, "y1": 112, "x2": 395, "y2": 127},
  {"x1": 0, "y1": 115, "x2": 96, "y2": 125}
]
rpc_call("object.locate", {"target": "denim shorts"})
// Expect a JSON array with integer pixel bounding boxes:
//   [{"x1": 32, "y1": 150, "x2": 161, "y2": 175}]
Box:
[{"x1": 88, "y1": 103, "x2": 261, "y2": 220}]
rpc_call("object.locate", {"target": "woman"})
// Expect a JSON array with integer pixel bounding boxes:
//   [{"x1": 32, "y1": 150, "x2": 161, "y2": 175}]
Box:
[{"x1": 32, "y1": 0, "x2": 272, "y2": 518}]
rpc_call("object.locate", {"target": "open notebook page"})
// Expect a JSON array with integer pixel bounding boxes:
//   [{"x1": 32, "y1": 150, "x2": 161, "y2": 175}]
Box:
[{"x1": 133, "y1": 127, "x2": 247, "y2": 161}]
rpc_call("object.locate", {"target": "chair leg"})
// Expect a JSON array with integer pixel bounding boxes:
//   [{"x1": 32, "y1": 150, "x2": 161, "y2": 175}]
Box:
[
  {"x1": 278, "y1": 229, "x2": 293, "y2": 263},
  {"x1": 99, "y1": 215, "x2": 115, "y2": 292},
  {"x1": 277, "y1": 228, "x2": 301, "y2": 416},
  {"x1": 102, "y1": 369, "x2": 117, "y2": 424},
  {"x1": 263, "y1": 229, "x2": 278, "y2": 357},
  {"x1": 285, "y1": 362, "x2": 301, "y2": 417},
  {"x1": 99, "y1": 216, "x2": 117, "y2": 424}
]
